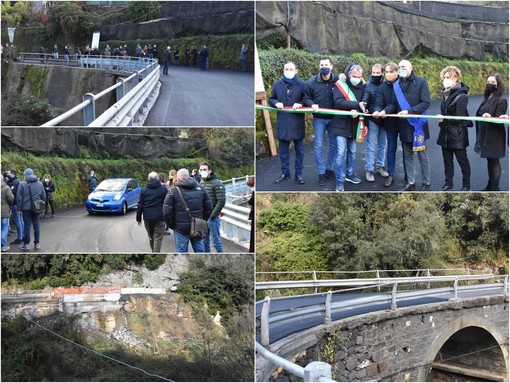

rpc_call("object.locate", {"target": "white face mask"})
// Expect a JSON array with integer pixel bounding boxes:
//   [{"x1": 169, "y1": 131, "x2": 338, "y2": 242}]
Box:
[
  {"x1": 200, "y1": 171, "x2": 209, "y2": 178},
  {"x1": 44, "y1": 178, "x2": 49, "y2": 182},
  {"x1": 398, "y1": 68, "x2": 408, "y2": 78},
  {"x1": 284, "y1": 72, "x2": 295, "y2": 80},
  {"x1": 350, "y1": 77, "x2": 361, "y2": 86},
  {"x1": 443, "y1": 78, "x2": 455, "y2": 89}
]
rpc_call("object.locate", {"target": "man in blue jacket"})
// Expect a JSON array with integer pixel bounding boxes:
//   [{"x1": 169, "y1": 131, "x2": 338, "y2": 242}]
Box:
[
  {"x1": 395, "y1": 60, "x2": 431, "y2": 191},
  {"x1": 268, "y1": 61, "x2": 306, "y2": 185},
  {"x1": 136, "y1": 172, "x2": 168, "y2": 253}
]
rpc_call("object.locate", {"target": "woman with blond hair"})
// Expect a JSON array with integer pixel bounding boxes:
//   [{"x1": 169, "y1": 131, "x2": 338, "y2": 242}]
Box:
[{"x1": 436, "y1": 66, "x2": 472, "y2": 191}]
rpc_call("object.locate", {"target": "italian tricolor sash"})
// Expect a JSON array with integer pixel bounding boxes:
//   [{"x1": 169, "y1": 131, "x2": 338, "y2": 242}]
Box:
[{"x1": 335, "y1": 81, "x2": 367, "y2": 142}]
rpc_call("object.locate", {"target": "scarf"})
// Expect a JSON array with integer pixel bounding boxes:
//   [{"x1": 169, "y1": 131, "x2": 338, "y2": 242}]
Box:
[
  {"x1": 334, "y1": 81, "x2": 367, "y2": 142},
  {"x1": 393, "y1": 80, "x2": 428, "y2": 151}
]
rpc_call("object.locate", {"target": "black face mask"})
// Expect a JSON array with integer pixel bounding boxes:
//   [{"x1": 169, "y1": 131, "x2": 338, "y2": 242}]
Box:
[
  {"x1": 486, "y1": 83, "x2": 497, "y2": 93},
  {"x1": 372, "y1": 75, "x2": 383, "y2": 84}
]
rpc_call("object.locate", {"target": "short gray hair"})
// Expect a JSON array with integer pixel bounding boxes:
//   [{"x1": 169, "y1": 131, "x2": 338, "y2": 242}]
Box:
[
  {"x1": 177, "y1": 168, "x2": 190, "y2": 180},
  {"x1": 349, "y1": 64, "x2": 363, "y2": 74},
  {"x1": 148, "y1": 171, "x2": 159, "y2": 180}
]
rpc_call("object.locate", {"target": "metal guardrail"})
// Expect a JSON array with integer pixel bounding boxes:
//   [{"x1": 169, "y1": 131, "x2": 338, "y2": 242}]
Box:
[
  {"x1": 222, "y1": 176, "x2": 252, "y2": 204},
  {"x1": 257, "y1": 275, "x2": 508, "y2": 347},
  {"x1": 220, "y1": 202, "x2": 251, "y2": 247},
  {"x1": 28, "y1": 55, "x2": 160, "y2": 126}
]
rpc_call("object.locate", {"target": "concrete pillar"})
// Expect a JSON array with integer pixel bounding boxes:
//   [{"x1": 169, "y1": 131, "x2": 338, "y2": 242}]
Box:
[
  {"x1": 261, "y1": 296, "x2": 271, "y2": 347},
  {"x1": 304, "y1": 361, "x2": 332, "y2": 382}
]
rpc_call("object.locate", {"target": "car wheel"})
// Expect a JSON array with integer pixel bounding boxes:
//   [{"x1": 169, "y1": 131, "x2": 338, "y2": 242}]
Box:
[{"x1": 121, "y1": 202, "x2": 127, "y2": 215}]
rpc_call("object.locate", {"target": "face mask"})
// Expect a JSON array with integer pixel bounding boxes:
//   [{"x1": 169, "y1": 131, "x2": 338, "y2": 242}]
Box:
[
  {"x1": 398, "y1": 69, "x2": 408, "y2": 78},
  {"x1": 44, "y1": 178, "x2": 49, "y2": 182},
  {"x1": 284, "y1": 72, "x2": 295, "y2": 80},
  {"x1": 486, "y1": 83, "x2": 497, "y2": 93},
  {"x1": 200, "y1": 171, "x2": 209, "y2": 178},
  {"x1": 385, "y1": 73, "x2": 397, "y2": 82},
  {"x1": 320, "y1": 67, "x2": 331, "y2": 76},
  {"x1": 350, "y1": 77, "x2": 361, "y2": 86},
  {"x1": 443, "y1": 79, "x2": 454, "y2": 89},
  {"x1": 372, "y1": 75, "x2": 383, "y2": 83}
]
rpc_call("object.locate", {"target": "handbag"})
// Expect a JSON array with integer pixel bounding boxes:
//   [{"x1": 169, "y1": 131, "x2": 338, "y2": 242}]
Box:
[
  {"x1": 174, "y1": 186, "x2": 208, "y2": 239},
  {"x1": 28, "y1": 183, "x2": 45, "y2": 215}
]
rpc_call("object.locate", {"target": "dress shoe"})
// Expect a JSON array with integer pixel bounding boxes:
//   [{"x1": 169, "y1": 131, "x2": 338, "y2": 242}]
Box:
[
  {"x1": 420, "y1": 183, "x2": 431, "y2": 191},
  {"x1": 318, "y1": 174, "x2": 326, "y2": 186},
  {"x1": 295, "y1": 175, "x2": 305, "y2": 184},
  {"x1": 401, "y1": 182, "x2": 416, "y2": 192},
  {"x1": 377, "y1": 167, "x2": 389, "y2": 178},
  {"x1": 325, "y1": 170, "x2": 336, "y2": 180},
  {"x1": 438, "y1": 184, "x2": 453, "y2": 192},
  {"x1": 384, "y1": 176, "x2": 394, "y2": 188},
  {"x1": 275, "y1": 174, "x2": 290, "y2": 184}
]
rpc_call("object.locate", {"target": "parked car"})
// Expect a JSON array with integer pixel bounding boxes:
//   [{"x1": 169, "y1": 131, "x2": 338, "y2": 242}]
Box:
[{"x1": 86, "y1": 178, "x2": 141, "y2": 215}]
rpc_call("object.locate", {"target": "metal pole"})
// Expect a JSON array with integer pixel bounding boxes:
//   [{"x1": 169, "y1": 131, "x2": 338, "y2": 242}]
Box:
[
  {"x1": 324, "y1": 291, "x2": 332, "y2": 325},
  {"x1": 391, "y1": 283, "x2": 397, "y2": 310},
  {"x1": 376, "y1": 270, "x2": 380, "y2": 292},
  {"x1": 504, "y1": 276, "x2": 508, "y2": 292},
  {"x1": 116, "y1": 78, "x2": 125, "y2": 101},
  {"x1": 313, "y1": 270, "x2": 318, "y2": 294},
  {"x1": 427, "y1": 269, "x2": 431, "y2": 289},
  {"x1": 82, "y1": 93, "x2": 96, "y2": 125},
  {"x1": 261, "y1": 296, "x2": 271, "y2": 347},
  {"x1": 304, "y1": 361, "x2": 333, "y2": 382},
  {"x1": 453, "y1": 278, "x2": 458, "y2": 299}
]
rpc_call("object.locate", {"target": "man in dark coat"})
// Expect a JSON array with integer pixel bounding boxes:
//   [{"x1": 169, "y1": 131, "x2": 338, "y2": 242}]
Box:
[
  {"x1": 163, "y1": 169, "x2": 212, "y2": 253},
  {"x1": 163, "y1": 46, "x2": 170, "y2": 75},
  {"x1": 331, "y1": 64, "x2": 366, "y2": 191},
  {"x1": 199, "y1": 162, "x2": 226, "y2": 253},
  {"x1": 268, "y1": 61, "x2": 306, "y2": 185},
  {"x1": 395, "y1": 60, "x2": 431, "y2": 191},
  {"x1": 302, "y1": 57, "x2": 339, "y2": 186},
  {"x1": 137, "y1": 172, "x2": 168, "y2": 253},
  {"x1": 16, "y1": 168, "x2": 45, "y2": 251},
  {"x1": 6, "y1": 169, "x2": 24, "y2": 245}
]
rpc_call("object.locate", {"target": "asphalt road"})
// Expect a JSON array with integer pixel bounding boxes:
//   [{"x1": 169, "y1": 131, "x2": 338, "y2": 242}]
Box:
[
  {"x1": 144, "y1": 65, "x2": 254, "y2": 127},
  {"x1": 257, "y1": 94, "x2": 509, "y2": 192},
  {"x1": 256, "y1": 284, "x2": 505, "y2": 343},
  {"x1": 6, "y1": 206, "x2": 248, "y2": 254}
]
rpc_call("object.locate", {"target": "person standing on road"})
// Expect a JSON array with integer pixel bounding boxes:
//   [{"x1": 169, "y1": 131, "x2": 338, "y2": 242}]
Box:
[
  {"x1": 53, "y1": 44, "x2": 58, "y2": 59},
  {"x1": 104, "y1": 44, "x2": 111, "y2": 56},
  {"x1": 6, "y1": 170, "x2": 24, "y2": 245},
  {"x1": 1, "y1": 178, "x2": 14, "y2": 252},
  {"x1": 16, "y1": 168, "x2": 45, "y2": 251},
  {"x1": 199, "y1": 162, "x2": 226, "y2": 253},
  {"x1": 362, "y1": 63, "x2": 389, "y2": 182},
  {"x1": 86, "y1": 170, "x2": 99, "y2": 193},
  {"x1": 372, "y1": 62, "x2": 404, "y2": 188},
  {"x1": 331, "y1": 64, "x2": 366, "y2": 192},
  {"x1": 436, "y1": 66, "x2": 472, "y2": 192},
  {"x1": 163, "y1": 169, "x2": 212, "y2": 253},
  {"x1": 395, "y1": 60, "x2": 431, "y2": 191},
  {"x1": 174, "y1": 48, "x2": 180, "y2": 65},
  {"x1": 136, "y1": 172, "x2": 168, "y2": 253},
  {"x1": 42, "y1": 173, "x2": 56, "y2": 217},
  {"x1": 268, "y1": 61, "x2": 306, "y2": 185},
  {"x1": 475, "y1": 74, "x2": 508, "y2": 191},
  {"x1": 163, "y1": 46, "x2": 170, "y2": 75},
  {"x1": 302, "y1": 57, "x2": 339, "y2": 186},
  {"x1": 240, "y1": 44, "x2": 248, "y2": 72}
]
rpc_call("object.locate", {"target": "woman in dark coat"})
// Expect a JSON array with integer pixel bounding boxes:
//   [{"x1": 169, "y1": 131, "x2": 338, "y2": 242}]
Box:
[
  {"x1": 268, "y1": 61, "x2": 306, "y2": 184},
  {"x1": 475, "y1": 74, "x2": 508, "y2": 191},
  {"x1": 436, "y1": 66, "x2": 472, "y2": 191},
  {"x1": 42, "y1": 173, "x2": 56, "y2": 217}
]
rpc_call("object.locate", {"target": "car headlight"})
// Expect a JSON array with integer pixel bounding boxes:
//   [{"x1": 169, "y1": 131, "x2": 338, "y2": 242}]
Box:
[
  {"x1": 87, "y1": 194, "x2": 93, "y2": 200},
  {"x1": 113, "y1": 193, "x2": 122, "y2": 201}
]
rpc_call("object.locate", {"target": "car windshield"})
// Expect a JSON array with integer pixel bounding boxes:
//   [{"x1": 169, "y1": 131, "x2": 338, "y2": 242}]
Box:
[{"x1": 95, "y1": 179, "x2": 127, "y2": 192}]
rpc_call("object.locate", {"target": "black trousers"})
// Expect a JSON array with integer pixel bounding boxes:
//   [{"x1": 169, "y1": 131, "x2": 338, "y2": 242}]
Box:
[{"x1": 442, "y1": 147, "x2": 471, "y2": 189}]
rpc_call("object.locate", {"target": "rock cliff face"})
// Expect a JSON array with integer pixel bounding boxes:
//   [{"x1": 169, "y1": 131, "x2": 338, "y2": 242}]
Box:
[{"x1": 1, "y1": 62, "x2": 116, "y2": 125}]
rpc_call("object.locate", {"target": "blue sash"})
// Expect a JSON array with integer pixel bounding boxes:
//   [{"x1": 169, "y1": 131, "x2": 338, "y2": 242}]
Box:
[{"x1": 394, "y1": 80, "x2": 427, "y2": 151}]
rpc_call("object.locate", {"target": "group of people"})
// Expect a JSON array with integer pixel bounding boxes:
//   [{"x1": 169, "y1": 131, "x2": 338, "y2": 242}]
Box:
[
  {"x1": 1, "y1": 169, "x2": 56, "y2": 252},
  {"x1": 269, "y1": 57, "x2": 508, "y2": 191},
  {"x1": 163, "y1": 45, "x2": 210, "y2": 74},
  {"x1": 136, "y1": 162, "x2": 226, "y2": 254}
]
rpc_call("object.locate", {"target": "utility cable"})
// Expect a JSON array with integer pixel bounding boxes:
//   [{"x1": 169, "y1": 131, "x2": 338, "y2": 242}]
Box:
[{"x1": 27, "y1": 319, "x2": 174, "y2": 382}]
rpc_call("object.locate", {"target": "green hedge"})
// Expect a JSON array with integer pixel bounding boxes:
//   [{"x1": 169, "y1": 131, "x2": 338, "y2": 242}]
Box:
[
  {"x1": 102, "y1": 34, "x2": 254, "y2": 70},
  {"x1": 256, "y1": 48, "x2": 509, "y2": 154},
  {"x1": 1, "y1": 150, "x2": 252, "y2": 210}
]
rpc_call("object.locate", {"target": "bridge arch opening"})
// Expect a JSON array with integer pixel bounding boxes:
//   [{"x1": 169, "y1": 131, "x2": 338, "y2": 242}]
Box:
[{"x1": 421, "y1": 316, "x2": 509, "y2": 382}]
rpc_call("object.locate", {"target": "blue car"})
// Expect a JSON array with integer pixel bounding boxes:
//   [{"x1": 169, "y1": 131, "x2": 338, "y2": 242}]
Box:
[{"x1": 86, "y1": 178, "x2": 141, "y2": 215}]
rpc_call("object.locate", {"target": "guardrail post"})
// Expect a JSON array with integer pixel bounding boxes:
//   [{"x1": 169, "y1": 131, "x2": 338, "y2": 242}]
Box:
[
  {"x1": 313, "y1": 270, "x2": 318, "y2": 294},
  {"x1": 304, "y1": 361, "x2": 332, "y2": 382},
  {"x1": 82, "y1": 93, "x2": 96, "y2": 125},
  {"x1": 261, "y1": 296, "x2": 271, "y2": 347},
  {"x1": 324, "y1": 291, "x2": 332, "y2": 325},
  {"x1": 427, "y1": 269, "x2": 431, "y2": 289},
  {"x1": 504, "y1": 276, "x2": 508, "y2": 292},
  {"x1": 116, "y1": 78, "x2": 125, "y2": 101},
  {"x1": 391, "y1": 283, "x2": 398, "y2": 310},
  {"x1": 453, "y1": 278, "x2": 458, "y2": 299},
  {"x1": 376, "y1": 270, "x2": 381, "y2": 292}
]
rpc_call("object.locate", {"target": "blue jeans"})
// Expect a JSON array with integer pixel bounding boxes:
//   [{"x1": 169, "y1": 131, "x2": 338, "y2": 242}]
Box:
[
  {"x1": 241, "y1": 59, "x2": 247, "y2": 72},
  {"x1": 335, "y1": 136, "x2": 357, "y2": 182},
  {"x1": 11, "y1": 204, "x2": 24, "y2": 241},
  {"x1": 22, "y1": 210, "x2": 40, "y2": 245},
  {"x1": 313, "y1": 118, "x2": 337, "y2": 174},
  {"x1": 279, "y1": 139, "x2": 304, "y2": 177},
  {"x1": 1, "y1": 217, "x2": 9, "y2": 247},
  {"x1": 365, "y1": 120, "x2": 387, "y2": 172},
  {"x1": 204, "y1": 216, "x2": 224, "y2": 253},
  {"x1": 173, "y1": 230, "x2": 205, "y2": 253}
]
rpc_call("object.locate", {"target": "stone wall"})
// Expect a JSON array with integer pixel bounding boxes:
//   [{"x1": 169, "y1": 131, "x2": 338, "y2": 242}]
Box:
[{"x1": 258, "y1": 295, "x2": 509, "y2": 382}]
